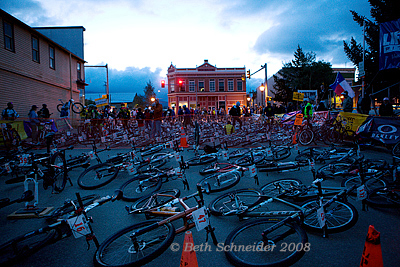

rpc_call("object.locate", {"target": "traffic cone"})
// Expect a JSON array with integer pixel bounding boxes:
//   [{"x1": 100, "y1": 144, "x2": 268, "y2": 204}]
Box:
[
  {"x1": 180, "y1": 231, "x2": 199, "y2": 267},
  {"x1": 360, "y1": 225, "x2": 384, "y2": 267},
  {"x1": 292, "y1": 131, "x2": 297, "y2": 145},
  {"x1": 179, "y1": 127, "x2": 189, "y2": 148}
]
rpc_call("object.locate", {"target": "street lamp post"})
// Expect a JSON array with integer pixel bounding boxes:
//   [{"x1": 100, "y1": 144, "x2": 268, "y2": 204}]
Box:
[{"x1": 260, "y1": 84, "x2": 265, "y2": 108}]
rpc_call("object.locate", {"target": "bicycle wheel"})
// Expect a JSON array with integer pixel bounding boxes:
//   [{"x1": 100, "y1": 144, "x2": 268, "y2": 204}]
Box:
[
  {"x1": 392, "y1": 141, "x2": 400, "y2": 156},
  {"x1": 140, "y1": 144, "x2": 163, "y2": 156},
  {"x1": 301, "y1": 199, "x2": 358, "y2": 233},
  {"x1": 197, "y1": 171, "x2": 240, "y2": 193},
  {"x1": 209, "y1": 188, "x2": 262, "y2": 216},
  {"x1": 77, "y1": 162, "x2": 119, "y2": 190},
  {"x1": 51, "y1": 151, "x2": 67, "y2": 192},
  {"x1": 260, "y1": 179, "x2": 303, "y2": 198},
  {"x1": 228, "y1": 148, "x2": 252, "y2": 159},
  {"x1": 72, "y1": 102, "x2": 84, "y2": 114},
  {"x1": 120, "y1": 174, "x2": 162, "y2": 202},
  {"x1": 341, "y1": 176, "x2": 387, "y2": 194},
  {"x1": 225, "y1": 218, "x2": 308, "y2": 267},
  {"x1": 131, "y1": 189, "x2": 181, "y2": 212},
  {"x1": 271, "y1": 147, "x2": 291, "y2": 161},
  {"x1": 298, "y1": 129, "x2": 314, "y2": 146},
  {"x1": 366, "y1": 185, "x2": 400, "y2": 208},
  {"x1": 317, "y1": 162, "x2": 353, "y2": 179},
  {"x1": 56, "y1": 104, "x2": 63, "y2": 113},
  {"x1": 235, "y1": 153, "x2": 265, "y2": 167},
  {"x1": 94, "y1": 220, "x2": 175, "y2": 267},
  {"x1": 0, "y1": 229, "x2": 57, "y2": 266},
  {"x1": 186, "y1": 155, "x2": 217, "y2": 166},
  {"x1": 199, "y1": 163, "x2": 238, "y2": 175}
]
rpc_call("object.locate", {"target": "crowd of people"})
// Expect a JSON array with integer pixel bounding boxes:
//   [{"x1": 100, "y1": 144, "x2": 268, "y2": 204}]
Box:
[{"x1": 1, "y1": 94, "x2": 398, "y2": 143}]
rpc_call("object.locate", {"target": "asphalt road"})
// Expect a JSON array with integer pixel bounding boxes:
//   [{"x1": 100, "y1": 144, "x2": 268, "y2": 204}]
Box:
[{"x1": 0, "y1": 144, "x2": 399, "y2": 267}]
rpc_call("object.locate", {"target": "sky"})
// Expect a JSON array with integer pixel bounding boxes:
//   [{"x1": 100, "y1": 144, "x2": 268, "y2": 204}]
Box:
[{"x1": 1, "y1": 0, "x2": 373, "y2": 102}]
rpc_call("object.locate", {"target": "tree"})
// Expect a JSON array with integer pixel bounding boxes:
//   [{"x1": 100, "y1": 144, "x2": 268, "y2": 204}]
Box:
[
  {"x1": 272, "y1": 45, "x2": 334, "y2": 104},
  {"x1": 132, "y1": 93, "x2": 144, "y2": 108},
  {"x1": 143, "y1": 80, "x2": 156, "y2": 106},
  {"x1": 343, "y1": 0, "x2": 400, "y2": 98}
]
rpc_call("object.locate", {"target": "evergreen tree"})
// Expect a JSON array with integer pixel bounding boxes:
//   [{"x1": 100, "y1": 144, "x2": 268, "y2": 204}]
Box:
[
  {"x1": 132, "y1": 93, "x2": 145, "y2": 108},
  {"x1": 143, "y1": 80, "x2": 155, "y2": 106},
  {"x1": 272, "y1": 46, "x2": 334, "y2": 104}
]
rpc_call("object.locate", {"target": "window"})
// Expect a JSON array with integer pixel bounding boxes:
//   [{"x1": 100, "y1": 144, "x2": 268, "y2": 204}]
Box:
[
  {"x1": 189, "y1": 80, "x2": 195, "y2": 92},
  {"x1": 219, "y1": 79, "x2": 225, "y2": 92},
  {"x1": 3, "y1": 21, "x2": 15, "y2": 52},
  {"x1": 198, "y1": 81, "x2": 205, "y2": 91},
  {"x1": 228, "y1": 79, "x2": 234, "y2": 91},
  {"x1": 237, "y1": 80, "x2": 243, "y2": 91},
  {"x1": 209, "y1": 80, "x2": 215, "y2": 92},
  {"x1": 49, "y1": 46, "x2": 55, "y2": 69},
  {"x1": 32, "y1": 36, "x2": 39, "y2": 62},
  {"x1": 77, "y1": 62, "x2": 82, "y2": 80}
]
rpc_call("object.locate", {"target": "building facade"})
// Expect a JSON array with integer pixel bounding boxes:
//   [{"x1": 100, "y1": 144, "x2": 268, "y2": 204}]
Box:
[
  {"x1": 167, "y1": 60, "x2": 247, "y2": 112},
  {"x1": 0, "y1": 9, "x2": 86, "y2": 122}
]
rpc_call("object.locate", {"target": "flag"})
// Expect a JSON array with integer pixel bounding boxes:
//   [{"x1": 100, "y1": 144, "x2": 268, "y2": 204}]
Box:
[{"x1": 329, "y1": 72, "x2": 355, "y2": 98}]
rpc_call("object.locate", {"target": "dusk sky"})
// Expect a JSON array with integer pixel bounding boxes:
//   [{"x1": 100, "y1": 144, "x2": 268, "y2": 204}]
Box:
[{"x1": 1, "y1": 0, "x2": 372, "y2": 102}]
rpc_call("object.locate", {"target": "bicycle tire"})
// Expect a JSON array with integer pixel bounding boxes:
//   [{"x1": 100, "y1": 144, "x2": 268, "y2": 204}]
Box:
[
  {"x1": 131, "y1": 189, "x2": 181, "y2": 212},
  {"x1": 224, "y1": 218, "x2": 308, "y2": 267},
  {"x1": 0, "y1": 229, "x2": 57, "y2": 266},
  {"x1": 341, "y1": 176, "x2": 387, "y2": 194},
  {"x1": 392, "y1": 140, "x2": 400, "y2": 156},
  {"x1": 94, "y1": 220, "x2": 175, "y2": 267},
  {"x1": 77, "y1": 162, "x2": 119, "y2": 190},
  {"x1": 197, "y1": 171, "x2": 241, "y2": 193},
  {"x1": 316, "y1": 162, "x2": 353, "y2": 179},
  {"x1": 271, "y1": 147, "x2": 291, "y2": 161},
  {"x1": 228, "y1": 148, "x2": 252, "y2": 159},
  {"x1": 365, "y1": 185, "x2": 400, "y2": 208},
  {"x1": 209, "y1": 188, "x2": 262, "y2": 216},
  {"x1": 186, "y1": 155, "x2": 217, "y2": 166},
  {"x1": 136, "y1": 158, "x2": 166, "y2": 173},
  {"x1": 51, "y1": 151, "x2": 68, "y2": 192},
  {"x1": 199, "y1": 163, "x2": 238, "y2": 175},
  {"x1": 298, "y1": 129, "x2": 314, "y2": 146},
  {"x1": 71, "y1": 102, "x2": 84, "y2": 114},
  {"x1": 120, "y1": 174, "x2": 162, "y2": 202},
  {"x1": 234, "y1": 153, "x2": 265, "y2": 167},
  {"x1": 260, "y1": 179, "x2": 303, "y2": 198},
  {"x1": 301, "y1": 199, "x2": 358, "y2": 233},
  {"x1": 56, "y1": 104, "x2": 63, "y2": 113}
]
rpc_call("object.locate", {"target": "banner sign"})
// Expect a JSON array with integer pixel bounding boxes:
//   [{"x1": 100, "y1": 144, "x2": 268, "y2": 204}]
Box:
[
  {"x1": 337, "y1": 112, "x2": 369, "y2": 132},
  {"x1": 356, "y1": 116, "x2": 400, "y2": 145},
  {"x1": 311, "y1": 111, "x2": 329, "y2": 126},
  {"x1": 379, "y1": 18, "x2": 400, "y2": 70}
]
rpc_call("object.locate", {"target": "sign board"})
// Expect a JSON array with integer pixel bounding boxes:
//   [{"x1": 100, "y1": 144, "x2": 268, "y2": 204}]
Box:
[
  {"x1": 293, "y1": 92, "x2": 304, "y2": 101},
  {"x1": 358, "y1": 61, "x2": 365, "y2": 77},
  {"x1": 95, "y1": 97, "x2": 108, "y2": 107},
  {"x1": 298, "y1": 90, "x2": 318, "y2": 101},
  {"x1": 294, "y1": 114, "x2": 303, "y2": 126}
]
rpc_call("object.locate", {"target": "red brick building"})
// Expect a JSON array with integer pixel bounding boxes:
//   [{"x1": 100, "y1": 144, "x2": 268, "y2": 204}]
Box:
[
  {"x1": 0, "y1": 9, "x2": 86, "y2": 122},
  {"x1": 167, "y1": 60, "x2": 247, "y2": 111}
]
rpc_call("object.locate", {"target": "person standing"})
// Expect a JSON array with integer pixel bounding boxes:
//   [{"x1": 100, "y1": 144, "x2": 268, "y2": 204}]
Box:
[
  {"x1": 136, "y1": 108, "x2": 145, "y2": 132},
  {"x1": 224, "y1": 120, "x2": 235, "y2": 135},
  {"x1": 341, "y1": 91, "x2": 353, "y2": 112},
  {"x1": 1, "y1": 102, "x2": 19, "y2": 121},
  {"x1": 229, "y1": 102, "x2": 242, "y2": 130},
  {"x1": 379, "y1": 97, "x2": 394, "y2": 116},
  {"x1": 151, "y1": 99, "x2": 163, "y2": 138},
  {"x1": 38, "y1": 104, "x2": 50, "y2": 119},
  {"x1": 28, "y1": 105, "x2": 40, "y2": 143}
]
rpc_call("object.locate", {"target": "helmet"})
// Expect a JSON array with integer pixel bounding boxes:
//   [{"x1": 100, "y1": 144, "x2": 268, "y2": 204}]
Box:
[
  {"x1": 236, "y1": 101, "x2": 240, "y2": 106},
  {"x1": 383, "y1": 97, "x2": 389, "y2": 101}
]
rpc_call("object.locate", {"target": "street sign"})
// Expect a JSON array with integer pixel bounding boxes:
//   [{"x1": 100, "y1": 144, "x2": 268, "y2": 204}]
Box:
[
  {"x1": 358, "y1": 61, "x2": 365, "y2": 77},
  {"x1": 293, "y1": 92, "x2": 304, "y2": 101},
  {"x1": 95, "y1": 97, "x2": 108, "y2": 107}
]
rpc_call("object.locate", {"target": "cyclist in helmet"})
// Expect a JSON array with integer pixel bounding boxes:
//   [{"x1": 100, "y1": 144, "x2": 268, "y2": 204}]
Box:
[{"x1": 229, "y1": 101, "x2": 242, "y2": 130}]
